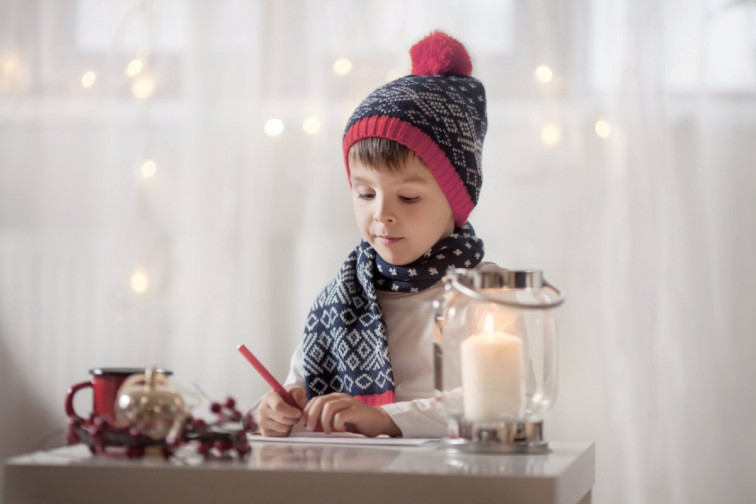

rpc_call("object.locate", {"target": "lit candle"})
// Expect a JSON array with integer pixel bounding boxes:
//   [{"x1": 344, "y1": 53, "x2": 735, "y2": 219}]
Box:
[{"x1": 461, "y1": 314, "x2": 525, "y2": 422}]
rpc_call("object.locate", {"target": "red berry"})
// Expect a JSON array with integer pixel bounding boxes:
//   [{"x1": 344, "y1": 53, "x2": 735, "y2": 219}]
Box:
[
  {"x1": 214, "y1": 439, "x2": 230, "y2": 452},
  {"x1": 210, "y1": 402, "x2": 222, "y2": 414},
  {"x1": 197, "y1": 442, "x2": 212, "y2": 457},
  {"x1": 224, "y1": 397, "x2": 236, "y2": 409},
  {"x1": 89, "y1": 426, "x2": 104, "y2": 442},
  {"x1": 236, "y1": 444, "x2": 251, "y2": 459},
  {"x1": 242, "y1": 413, "x2": 257, "y2": 432},
  {"x1": 126, "y1": 446, "x2": 144, "y2": 459}
]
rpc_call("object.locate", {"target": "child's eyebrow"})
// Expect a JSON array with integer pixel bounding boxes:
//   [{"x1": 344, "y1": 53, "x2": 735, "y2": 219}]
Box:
[
  {"x1": 350, "y1": 175, "x2": 372, "y2": 184},
  {"x1": 397, "y1": 175, "x2": 428, "y2": 184},
  {"x1": 350, "y1": 175, "x2": 428, "y2": 185}
]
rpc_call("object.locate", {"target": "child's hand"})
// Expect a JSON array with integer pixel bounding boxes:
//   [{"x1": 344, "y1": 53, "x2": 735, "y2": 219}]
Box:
[
  {"x1": 256, "y1": 385, "x2": 307, "y2": 437},
  {"x1": 303, "y1": 393, "x2": 401, "y2": 438}
]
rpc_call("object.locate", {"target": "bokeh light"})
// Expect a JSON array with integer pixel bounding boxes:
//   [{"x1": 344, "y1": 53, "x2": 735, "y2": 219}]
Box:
[
  {"x1": 126, "y1": 58, "x2": 144, "y2": 77},
  {"x1": 130, "y1": 271, "x2": 149, "y2": 294},
  {"x1": 264, "y1": 118, "x2": 285, "y2": 136},
  {"x1": 141, "y1": 160, "x2": 157, "y2": 178},
  {"x1": 534, "y1": 65, "x2": 553, "y2": 83},
  {"x1": 302, "y1": 117, "x2": 322, "y2": 135},
  {"x1": 81, "y1": 71, "x2": 97, "y2": 88},
  {"x1": 541, "y1": 123, "x2": 561, "y2": 146},
  {"x1": 595, "y1": 120, "x2": 612, "y2": 138},
  {"x1": 131, "y1": 76, "x2": 155, "y2": 99},
  {"x1": 333, "y1": 58, "x2": 352, "y2": 76}
]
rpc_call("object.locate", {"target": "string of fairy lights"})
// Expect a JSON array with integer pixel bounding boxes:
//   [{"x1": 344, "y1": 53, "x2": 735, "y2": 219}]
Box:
[
  {"x1": 261, "y1": 60, "x2": 612, "y2": 141},
  {"x1": 0, "y1": 52, "x2": 613, "y2": 296}
]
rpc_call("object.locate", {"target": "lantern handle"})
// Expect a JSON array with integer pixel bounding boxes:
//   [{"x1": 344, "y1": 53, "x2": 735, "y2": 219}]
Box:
[{"x1": 445, "y1": 268, "x2": 565, "y2": 310}]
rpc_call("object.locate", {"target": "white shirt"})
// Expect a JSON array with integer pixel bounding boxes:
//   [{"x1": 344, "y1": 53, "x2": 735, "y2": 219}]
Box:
[{"x1": 284, "y1": 281, "x2": 449, "y2": 438}]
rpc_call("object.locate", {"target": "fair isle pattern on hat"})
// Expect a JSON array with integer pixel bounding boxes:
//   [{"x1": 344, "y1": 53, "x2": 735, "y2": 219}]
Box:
[
  {"x1": 303, "y1": 224, "x2": 484, "y2": 405},
  {"x1": 343, "y1": 31, "x2": 487, "y2": 227}
]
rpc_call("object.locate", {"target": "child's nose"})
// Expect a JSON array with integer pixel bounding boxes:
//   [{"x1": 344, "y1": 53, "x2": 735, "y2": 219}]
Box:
[{"x1": 374, "y1": 197, "x2": 397, "y2": 223}]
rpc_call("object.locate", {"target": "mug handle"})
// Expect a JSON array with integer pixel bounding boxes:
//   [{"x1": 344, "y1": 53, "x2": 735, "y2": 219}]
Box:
[{"x1": 65, "y1": 381, "x2": 92, "y2": 422}]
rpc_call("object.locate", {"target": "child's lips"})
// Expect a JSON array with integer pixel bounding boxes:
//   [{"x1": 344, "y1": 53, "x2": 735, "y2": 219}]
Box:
[{"x1": 375, "y1": 235, "x2": 403, "y2": 246}]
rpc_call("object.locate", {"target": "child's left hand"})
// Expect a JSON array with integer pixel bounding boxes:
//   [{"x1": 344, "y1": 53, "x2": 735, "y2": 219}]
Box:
[{"x1": 303, "y1": 393, "x2": 401, "y2": 438}]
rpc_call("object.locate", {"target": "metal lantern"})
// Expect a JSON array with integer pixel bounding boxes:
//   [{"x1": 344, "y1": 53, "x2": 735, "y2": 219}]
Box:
[{"x1": 434, "y1": 265, "x2": 565, "y2": 453}]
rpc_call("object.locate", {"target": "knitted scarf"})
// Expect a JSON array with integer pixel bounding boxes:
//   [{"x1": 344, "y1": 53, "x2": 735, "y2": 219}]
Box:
[{"x1": 303, "y1": 223, "x2": 484, "y2": 405}]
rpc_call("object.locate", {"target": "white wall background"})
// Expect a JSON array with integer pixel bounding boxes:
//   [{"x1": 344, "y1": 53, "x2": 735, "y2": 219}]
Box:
[{"x1": 1, "y1": 0, "x2": 755, "y2": 502}]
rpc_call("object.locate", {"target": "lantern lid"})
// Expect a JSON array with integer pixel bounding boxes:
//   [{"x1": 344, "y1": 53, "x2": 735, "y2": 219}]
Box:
[
  {"x1": 475, "y1": 269, "x2": 543, "y2": 289},
  {"x1": 443, "y1": 266, "x2": 564, "y2": 309}
]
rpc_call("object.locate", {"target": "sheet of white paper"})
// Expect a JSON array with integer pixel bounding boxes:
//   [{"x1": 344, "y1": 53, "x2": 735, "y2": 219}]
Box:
[{"x1": 248, "y1": 431, "x2": 440, "y2": 447}]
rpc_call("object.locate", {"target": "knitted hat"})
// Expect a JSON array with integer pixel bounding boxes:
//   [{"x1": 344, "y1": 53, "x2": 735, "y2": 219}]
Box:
[{"x1": 343, "y1": 31, "x2": 487, "y2": 226}]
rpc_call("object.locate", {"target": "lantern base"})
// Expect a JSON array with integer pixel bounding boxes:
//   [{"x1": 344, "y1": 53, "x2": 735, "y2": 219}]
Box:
[{"x1": 444, "y1": 420, "x2": 550, "y2": 454}]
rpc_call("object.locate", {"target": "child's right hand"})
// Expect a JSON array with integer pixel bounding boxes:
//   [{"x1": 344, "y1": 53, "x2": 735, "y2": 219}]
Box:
[{"x1": 256, "y1": 385, "x2": 307, "y2": 437}]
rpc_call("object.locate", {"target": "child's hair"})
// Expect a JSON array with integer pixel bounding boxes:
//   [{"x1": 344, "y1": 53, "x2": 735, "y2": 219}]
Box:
[{"x1": 347, "y1": 138, "x2": 414, "y2": 172}]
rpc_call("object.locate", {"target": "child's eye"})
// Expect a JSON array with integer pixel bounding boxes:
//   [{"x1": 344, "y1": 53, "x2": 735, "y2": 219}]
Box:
[
  {"x1": 400, "y1": 196, "x2": 420, "y2": 203},
  {"x1": 358, "y1": 193, "x2": 375, "y2": 200}
]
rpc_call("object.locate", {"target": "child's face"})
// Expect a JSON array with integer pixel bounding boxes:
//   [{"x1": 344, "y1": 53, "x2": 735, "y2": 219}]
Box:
[{"x1": 349, "y1": 154, "x2": 455, "y2": 266}]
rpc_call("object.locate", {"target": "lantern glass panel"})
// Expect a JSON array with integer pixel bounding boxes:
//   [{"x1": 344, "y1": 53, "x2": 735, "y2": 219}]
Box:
[{"x1": 436, "y1": 277, "x2": 559, "y2": 426}]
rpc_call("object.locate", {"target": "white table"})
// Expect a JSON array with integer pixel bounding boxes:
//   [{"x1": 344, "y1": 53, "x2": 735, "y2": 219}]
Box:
[{"x1": 4, "y1": 438, "x2": 594, "y2": 504}]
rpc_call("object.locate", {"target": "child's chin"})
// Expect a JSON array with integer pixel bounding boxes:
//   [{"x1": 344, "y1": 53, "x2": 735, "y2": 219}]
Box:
[{"x1": 375, "y1": 250, "x2": 420, "y2": 267}]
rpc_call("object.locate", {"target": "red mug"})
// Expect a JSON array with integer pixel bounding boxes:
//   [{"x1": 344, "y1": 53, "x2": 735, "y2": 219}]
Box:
[{"x1": 65, "y1": 367, "x2": 173, "y2": 422}]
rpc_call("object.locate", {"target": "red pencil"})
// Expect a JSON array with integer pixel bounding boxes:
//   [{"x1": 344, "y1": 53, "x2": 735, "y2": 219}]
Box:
[{"x1": 236, "y1": 343, "x2": 301, "y2": 410}]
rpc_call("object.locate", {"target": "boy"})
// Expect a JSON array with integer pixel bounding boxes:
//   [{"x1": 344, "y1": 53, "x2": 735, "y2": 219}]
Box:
[{"x1": 255, "y1": 31, "x2": 487, "y2": 438}]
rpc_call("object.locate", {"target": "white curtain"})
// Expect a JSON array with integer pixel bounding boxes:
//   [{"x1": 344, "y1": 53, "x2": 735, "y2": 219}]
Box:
[{"x1": 1, "y1": 1, "x2": 754, "y2": 502}]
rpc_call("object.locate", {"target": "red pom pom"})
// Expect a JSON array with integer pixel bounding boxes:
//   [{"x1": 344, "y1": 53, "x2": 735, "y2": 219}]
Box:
[{"x1": 410, "y1": 31, "x2": 472, "y2": 77}]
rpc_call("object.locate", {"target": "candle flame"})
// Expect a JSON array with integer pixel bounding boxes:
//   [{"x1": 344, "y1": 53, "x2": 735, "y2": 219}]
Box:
[{"x1": 484, "y1": 313, "x2": 495, "y2": 335}]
